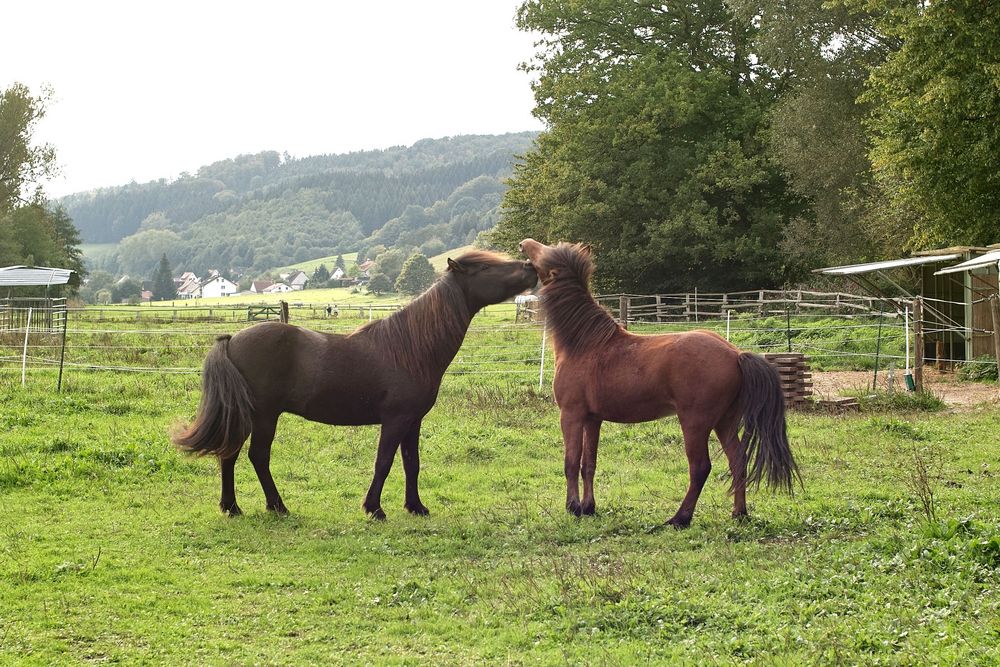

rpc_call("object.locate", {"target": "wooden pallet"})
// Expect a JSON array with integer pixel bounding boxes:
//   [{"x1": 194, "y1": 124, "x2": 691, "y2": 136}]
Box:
[{"x1": 764, "y1": 352, "x2": 812, "y2": 408}]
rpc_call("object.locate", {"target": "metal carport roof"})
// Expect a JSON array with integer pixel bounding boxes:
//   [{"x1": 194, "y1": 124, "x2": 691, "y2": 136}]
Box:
[{"x1": 0, "y1": 266, "x2": 75, "y2": 287}]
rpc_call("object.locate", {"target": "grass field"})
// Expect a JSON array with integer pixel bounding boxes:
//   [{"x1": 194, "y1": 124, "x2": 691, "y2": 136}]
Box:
[{"x1": 2, "y1": 309, "x2": 998, "y2": 664}]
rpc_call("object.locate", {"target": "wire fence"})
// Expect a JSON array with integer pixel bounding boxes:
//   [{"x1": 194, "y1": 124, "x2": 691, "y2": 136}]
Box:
[{"x1": 1, "y1": 293, "x2": 997, "y2": 390}]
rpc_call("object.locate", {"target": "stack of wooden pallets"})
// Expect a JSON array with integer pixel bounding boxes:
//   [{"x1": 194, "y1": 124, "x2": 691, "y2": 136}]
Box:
[{"x1": 763, "y1": 352, "x2": 812, "y2": 408}]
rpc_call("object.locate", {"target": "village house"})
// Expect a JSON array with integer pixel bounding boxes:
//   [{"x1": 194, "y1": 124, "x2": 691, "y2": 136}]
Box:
[
  {"x1": 286, "y1": 270, "x2": 309, "y2": 290},
  {"x1": 263, "y1": 282, "x2": 293, "y2": 294},
  {"x1": 176, "y1": 273, "x2": 201, "y2": 299},
  {"x1": 250, "y1": 280, "x2": 274, "y2": 294},
  {"x1": 200, "y1": 274, "x2": 239, "y2": 298}
]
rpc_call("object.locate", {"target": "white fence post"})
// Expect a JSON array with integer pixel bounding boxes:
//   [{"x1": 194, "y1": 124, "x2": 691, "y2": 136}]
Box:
[
  {"x1": 21, "y1": 307, "x2": 32, "y2": 387},
  {"x1": 538, "y1": 323, "x2": 547, "y2": 391}
]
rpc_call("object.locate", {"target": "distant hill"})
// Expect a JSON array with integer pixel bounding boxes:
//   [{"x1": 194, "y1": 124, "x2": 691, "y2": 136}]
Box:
[{"x1": 63, "y1": 132, "x2": 538, "y2": 277}]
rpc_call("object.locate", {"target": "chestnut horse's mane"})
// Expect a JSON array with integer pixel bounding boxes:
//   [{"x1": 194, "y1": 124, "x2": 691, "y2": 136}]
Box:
[
  {"x1": 352, "y1": 250, "x2": 509, "y2": 378},
  {"x1": 541, "y1": 243, "x2": 622, "y2": 355}
]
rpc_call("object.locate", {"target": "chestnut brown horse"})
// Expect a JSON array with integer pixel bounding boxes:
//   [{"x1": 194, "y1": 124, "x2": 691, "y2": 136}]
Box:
[
  {"x1": 173, "y1": 250, "x2": 537, "y2": 519},
  {"x1": 519, "y1": 239, "x2": 799, "y2": 527}
]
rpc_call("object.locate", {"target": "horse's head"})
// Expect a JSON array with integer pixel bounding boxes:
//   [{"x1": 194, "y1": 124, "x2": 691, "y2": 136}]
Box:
[
  {"x1": 518, "y1": 238, "x2": 594, "y2": 286},
  {"x1": 446, "y1": 250, "x2": 537, "y2": 310}
]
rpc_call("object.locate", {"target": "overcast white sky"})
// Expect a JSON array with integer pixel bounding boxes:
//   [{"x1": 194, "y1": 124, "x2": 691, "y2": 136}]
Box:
[{"x1": 2, "y1": 0, "x2": 544, "y2": 197}]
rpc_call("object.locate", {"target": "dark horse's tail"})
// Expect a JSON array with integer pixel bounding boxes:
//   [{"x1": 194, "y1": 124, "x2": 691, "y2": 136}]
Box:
[
  {"x1": 737, "y1": 353, "x2": 801, "y2": 492},
  {"x1": 172, "y1": 335, "x2": 253, "y2": 459}
]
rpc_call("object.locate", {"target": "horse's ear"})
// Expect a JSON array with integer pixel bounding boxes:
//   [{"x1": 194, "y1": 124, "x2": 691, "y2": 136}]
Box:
[
  {"x1": 447, "y1": 258, "x2": 467, "y2": 273},
  {"x1": 579, "y1": 243, "x2": 593, "y2": 257}
]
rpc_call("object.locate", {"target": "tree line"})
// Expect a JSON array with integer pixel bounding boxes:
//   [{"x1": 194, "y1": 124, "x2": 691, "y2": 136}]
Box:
[
  {"x1": 491, "y1": 0, "x2": 1000, "y2": 293},
  {"x1": 63, "y1": 133, "x2": 537, "y2": 278}
]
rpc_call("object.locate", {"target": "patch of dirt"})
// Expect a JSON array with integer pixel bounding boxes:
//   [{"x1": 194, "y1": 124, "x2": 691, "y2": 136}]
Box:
[{"x1": 811, "y1": 368, "x2": 999, "y2": 410}]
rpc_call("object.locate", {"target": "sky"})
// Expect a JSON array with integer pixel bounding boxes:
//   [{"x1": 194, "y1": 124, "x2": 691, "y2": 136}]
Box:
[{"x1": 2, "y1": 0, "x2": 545, "y2": 198}]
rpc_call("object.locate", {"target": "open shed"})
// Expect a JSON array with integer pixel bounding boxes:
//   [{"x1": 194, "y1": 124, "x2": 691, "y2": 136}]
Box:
[
  {"x1": 0, "y1": 265, "x2": 75, "y2": 389},
  {"x1": 815, "y1": 246, "x2": 1000, "y2": 364}
]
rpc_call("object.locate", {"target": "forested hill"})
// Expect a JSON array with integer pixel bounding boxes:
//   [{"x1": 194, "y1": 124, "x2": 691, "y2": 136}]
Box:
[{"x1": 63, "y1": 132, "x2": 538, "y2": 276}]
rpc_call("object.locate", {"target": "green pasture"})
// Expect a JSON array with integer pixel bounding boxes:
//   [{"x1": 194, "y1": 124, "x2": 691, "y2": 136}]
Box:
[
  {"x1": 271, "y1": 252, "x2": 360, "y2": 276},
  {"x1": 1, "y1": 309, "x2": 998, "y2": 664}
]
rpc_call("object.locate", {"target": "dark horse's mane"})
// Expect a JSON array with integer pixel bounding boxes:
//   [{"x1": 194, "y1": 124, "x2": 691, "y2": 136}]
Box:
[
  {"x1": 351, "y1": 250, "x2": 510, "y2": 378},
  {"x1": 541, "y1": 243, "x2": 622, "y2": 355}
]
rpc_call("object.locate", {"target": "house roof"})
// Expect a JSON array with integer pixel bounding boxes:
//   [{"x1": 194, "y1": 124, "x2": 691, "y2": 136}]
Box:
[
  {"x1": 0, "y1": 265, "x2": 75, "y2": 287},
  {"x1": 934, "y1": 249, "x2": 1000, "y2": 276},
  {"x1": 252, "y1": 280, "x2": 273, "y2": 291},
  {"x1": 813, "y1": 254, "x2": 962, "y2": 276}
]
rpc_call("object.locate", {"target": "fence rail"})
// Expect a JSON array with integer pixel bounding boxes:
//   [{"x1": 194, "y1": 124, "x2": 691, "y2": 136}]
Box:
[{"x1": 2, "y1": 293, "x2": 996, "y2": 392}]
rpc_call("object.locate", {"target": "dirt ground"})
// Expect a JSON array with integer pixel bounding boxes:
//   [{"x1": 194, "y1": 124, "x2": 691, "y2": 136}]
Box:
[{"x1": 811, "y1": 368, "x2": 999, "y2": 410}]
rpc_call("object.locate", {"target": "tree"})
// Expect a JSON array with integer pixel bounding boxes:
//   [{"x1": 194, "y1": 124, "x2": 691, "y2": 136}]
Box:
[
  {"x1": 151, "y1": 253, "x2": 175, "y2": 301},
  {"x1": 494, "y1": 0, "x2": 806, "y2": 292},
  {"x1": 335, "y1": 254, "x2": 346, "y2": 272},
  {"x1": 0, "y1": 84, "x2": 85, "y2": 288},
  {"x1": 863, "y1": 0, "x2": 1000, "y2": 247},
  {"x1": 367, "y1": 272, "x2": 393, "y2": 295},
  {"x1": 372, "y1": 248, "x2": 408, "y2": 283},
  {"x1": 312, "y1": 263, "x2": 330, "y2": 284},
  {"x1": 111, "y1": 277, "x2": 142, "y2": 303},
  {"x1": 0, "y1": 83, "x2": 56, "y2": 211},
  {"x1": 394, "y1": 253, "x2": 436, "y2": 295}
]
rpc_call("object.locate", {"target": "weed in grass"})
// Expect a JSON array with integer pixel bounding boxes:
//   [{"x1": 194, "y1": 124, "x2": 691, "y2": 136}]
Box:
[
  {"x1": 849, "y1": 388, "x2": 946, "y2": 412},
  {"x1": 957, "y1": 355, "x2": 998, "y2": 382}
]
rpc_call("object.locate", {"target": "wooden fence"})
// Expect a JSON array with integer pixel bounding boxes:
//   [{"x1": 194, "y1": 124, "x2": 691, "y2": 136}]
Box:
[{"x1": 595, "y1": 290, "x2": 901, "y2": 323}]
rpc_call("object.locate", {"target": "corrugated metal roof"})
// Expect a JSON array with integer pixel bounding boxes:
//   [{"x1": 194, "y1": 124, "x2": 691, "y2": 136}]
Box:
[
  {"x1": 814, "y1": 254, "x2": 961, "y2": 275},
  {"x1": 934, "y1": 249, "x2": 1000, "y2": 275},
  {"x1": 0, "y1": 265, "x2": 75, "y2": 287}
]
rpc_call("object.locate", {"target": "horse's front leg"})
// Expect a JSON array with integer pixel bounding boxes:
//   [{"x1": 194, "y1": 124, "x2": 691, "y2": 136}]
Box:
[
  {"x1": 560, "y1": 410, "x2": 585, "y2": 516},
  {"x1": 400, "y1": 421, "x2": 429, "y2": 515},
  {"x1": 580, "y1": 417, "x2": 602, "y2": 516},
  {"x1": 362, "y1": 418, "x2": 412, "y2": 520}
]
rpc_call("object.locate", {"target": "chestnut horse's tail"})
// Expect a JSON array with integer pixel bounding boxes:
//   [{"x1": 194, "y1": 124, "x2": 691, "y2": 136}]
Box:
[
  {"x1": 737, "y1": 353, "x2": 800, "y2": 492},
  {"x1": 172, "y1": 335, "x2": 253, "y2": 459}
]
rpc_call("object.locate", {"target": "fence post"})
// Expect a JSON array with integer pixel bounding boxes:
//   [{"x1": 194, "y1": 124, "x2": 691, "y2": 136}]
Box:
[
  {"x1": 21, "y1": 307, "x2": 32, "y2": 387},
  {"x1": 57, "y1": 306, "x2": 68, "y2": 392},
  {"x1": 655, "y1": 295, "x2": 662, "y2": 323},
  {"x1": 619, "y1": 295, "x2": 629, "y2": 330},
  {"x1": 539, "y1": 322, "x2": 547, "y2": 391},
  {"x1": 990, "y1": 294, "x2": 1000, "y2": 374},
  {"x1": 279, "y1": 300, "x2": 290, "y2": 324},
  {"x1": 914, "y1": 297, "x2": 924, "y2": 392}
]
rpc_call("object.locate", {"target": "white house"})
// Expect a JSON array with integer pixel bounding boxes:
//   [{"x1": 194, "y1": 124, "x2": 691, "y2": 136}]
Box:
[
  {"x1": 176, "y1": 274, "x2": 201, "y2": 299},
  {"x1": 250, "y1": 280, "x2": 273, "y2": 293},
  {"x1": 287, "y1": 270, "x2": 309, "y2": 290},
  {"x1": 263, "y1": 282, "x2": 292, "y2": 294},
  {"x1": 331, "y1": 267, "x2": 346, "y2": 280},
  {"x1": 200, "y1": 275, "x2": 239, "y2": 298}
]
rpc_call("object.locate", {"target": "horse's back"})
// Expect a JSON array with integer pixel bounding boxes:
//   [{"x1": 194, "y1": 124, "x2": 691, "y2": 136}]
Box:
[
  {"x1": 554, "y1": 329, "x2": 742, "y2": 423},
  {"x1": 227, "y1": 321, "x2": 389, "y2": 424}
]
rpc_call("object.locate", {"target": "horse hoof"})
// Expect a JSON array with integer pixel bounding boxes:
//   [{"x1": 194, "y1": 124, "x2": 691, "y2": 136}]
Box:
[
  {"x1": 580, "y1": 501, "x2": 596, "y2": 516},
  {"x1": 405, "y1": 503, "x2": 430, "y2": 516},
  {"x1": 220, "y1": 503, "x2": 242, "y2": 517},
  {"x1": 732, "y1": 511, "x2": 750, "y2": 523},
  {"x1": 665, "y1": 517, "x2": 691, "y2": 530},
  {"x1": 267, "y1": 502, "x2": 290, "y2": 515},
  {"x1": 566, "y1": 500, "x2": 582, "y2": 517},
  {"x1": 366, "y1": 507, "x2": 387, "y2": 521}
]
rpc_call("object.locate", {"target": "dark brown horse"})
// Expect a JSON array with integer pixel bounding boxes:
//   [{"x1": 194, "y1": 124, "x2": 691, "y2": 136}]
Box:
[
  {"x1": 173, "y1": 250, "x2": 537, "y2": 518},
  {"x1": 519, "y1": 239, "x2": 799, "y2": 527}
]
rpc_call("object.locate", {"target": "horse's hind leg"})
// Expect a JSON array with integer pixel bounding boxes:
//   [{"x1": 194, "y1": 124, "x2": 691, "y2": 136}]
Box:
[
  {"x1": 715, "y1": 406, "x2": 748, "y2": 520},
  {"x1": 667, "y1": 418, "x2": 713, "y2": 528},
  {"x1": 220, "y1": 451, "x2": 243, "y2": 516},
  {"x1": 400, "y1": 421, "x2": 429, "y2": 516},
  {"x1": 248, "y1": 414, "x2": 288, "y2": 514},
  {"x1": 580, "y1": 418, "x2": 602, "y2": 516}
]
